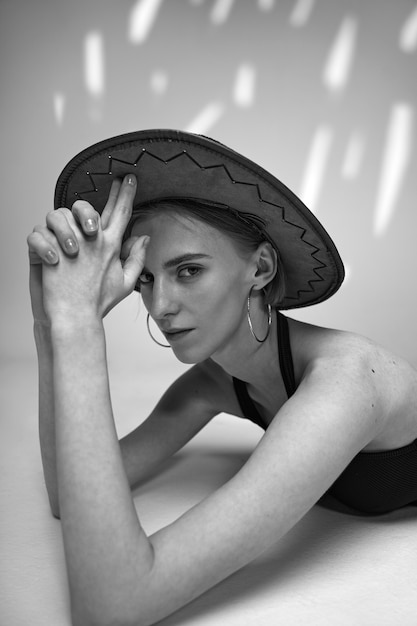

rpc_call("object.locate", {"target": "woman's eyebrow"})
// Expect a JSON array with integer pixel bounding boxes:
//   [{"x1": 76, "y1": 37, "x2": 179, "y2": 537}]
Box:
[{"x1": 163, "y1": 253, "x2": 213, "y2": 269}]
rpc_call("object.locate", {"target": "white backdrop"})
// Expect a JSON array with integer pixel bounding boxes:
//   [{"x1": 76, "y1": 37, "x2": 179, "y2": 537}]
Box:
[{"x1": 1, "y1": 0, "x2": 416, "y2": 365}]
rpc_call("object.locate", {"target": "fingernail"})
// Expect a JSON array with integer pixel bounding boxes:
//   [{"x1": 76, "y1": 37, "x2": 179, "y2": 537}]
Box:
[
  {"x1": 65, "y1": 238, "x2": 77, "y2": 253},
  {"x1": 126, "y1": 174, "x2": 136, "y2": 186},
  {"x1": 85, "y1": 217, "x2": 98, "y2": 232},
  {"x1": 45, "y1": 250, "x2": 58, "y2": 264}
]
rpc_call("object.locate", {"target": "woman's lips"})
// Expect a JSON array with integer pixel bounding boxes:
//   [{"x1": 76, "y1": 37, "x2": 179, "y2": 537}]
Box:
[{"x1": 163, "y1": 328, "x2": 194, "y2": 342}]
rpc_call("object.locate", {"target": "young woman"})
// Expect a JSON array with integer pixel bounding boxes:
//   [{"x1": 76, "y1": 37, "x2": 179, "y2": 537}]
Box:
[{"x1": 27, "y1": 130, "x2": 417, "y2": 626}]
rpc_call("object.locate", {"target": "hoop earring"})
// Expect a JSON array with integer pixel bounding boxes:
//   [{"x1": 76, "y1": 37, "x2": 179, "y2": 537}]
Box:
[
  {"x1": 146, "y1": 314, "x2": 171, "y2": 348},
  {"x1": 247, "y1": 286, "x2": 272, "y2": 343}
]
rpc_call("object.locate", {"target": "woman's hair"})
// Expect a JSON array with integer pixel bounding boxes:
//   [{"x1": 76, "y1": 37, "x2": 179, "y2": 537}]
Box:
[{"x1": 129, "y1": 198, "x2": 286, "y2": 307}]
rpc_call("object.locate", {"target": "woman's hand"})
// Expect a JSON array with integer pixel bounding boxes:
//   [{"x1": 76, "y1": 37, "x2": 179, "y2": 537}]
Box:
[
  {"x1": 27, "y1": 191, "x2": 102, "y2": 324},
  {"x1": 27, "y1": 174, "x2": 147, "y2": 325}
]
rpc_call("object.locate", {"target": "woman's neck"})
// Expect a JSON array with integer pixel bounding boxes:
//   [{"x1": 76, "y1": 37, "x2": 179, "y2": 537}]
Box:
[{"x1": 210, "y1": 312, "x2": 281, "y2": 390}]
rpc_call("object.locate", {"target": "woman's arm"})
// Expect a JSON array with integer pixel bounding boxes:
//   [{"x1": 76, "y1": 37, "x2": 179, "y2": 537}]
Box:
[
  {"x1": 52, "y1": 323, "x2": 379, "y2": 626},
  {"x1": 28, "y1": 203, "x2": 101, "y2": 517},
  {"x1": 36, "y1": 175, "x2": 156, "y2": 624},
  {"x1": 35, "y1": 322, "x2": 61, "y2": 517},
  {"x1": 51, "y1": 315, "x2": 157, "y2": 624}
]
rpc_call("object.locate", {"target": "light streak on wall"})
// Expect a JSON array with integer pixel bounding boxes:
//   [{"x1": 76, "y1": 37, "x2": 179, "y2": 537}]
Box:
[
  {"x1": 344, "y1": 263, "x2": 351, "y2": 283},
  {"x1": 289, "y1": 0, "x2": 315, "y2": 28},
  {"x1": 258, "y1": 0, "x2": 275, "y2": 11},
  {"x1": 374, "y1": 103, "x2": 413, "y2": 237},
  {"x1": 84, "y1": 31, "x2": 105, "y2": 96},
  {"x1": 185, "y1": 102, "x2": 225, "y2": 134},
  {"x1": 150, "y1": 70, "x2": 168, "y2": 95},
  {"x1": 342, "y1": 131, "x2": 365, "y2": 180},
  {"x1": 299, "y1": 125, "x2": 333, "y2": 214},
  {"x1": 128, "y1": 0, "x2": 164, "y2": 44},
  {"x1": 233, "y1": 64, "x2": 256, "y2": 107},
  {"x1": 211, "y1": 0, "x2": 235, "y2": 25},
  {"x1": 53, "y1": 93, "x2": 65, "y2": 126},
  {"x1": 399, "y1": 5, "x2": 417, "y2": 53},
  {"x1": 323, "y1": 16, "x2": 358, "y2": 93}
]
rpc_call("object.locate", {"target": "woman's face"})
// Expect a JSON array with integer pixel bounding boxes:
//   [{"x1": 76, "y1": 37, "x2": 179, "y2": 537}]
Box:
[{"x1": 131, "y1": 212, "x2": 255, "y2": 364}]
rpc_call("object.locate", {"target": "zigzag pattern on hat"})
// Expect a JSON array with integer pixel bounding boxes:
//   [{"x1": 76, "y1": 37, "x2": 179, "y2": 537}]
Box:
[{"x1": 72, "y1": 148, "x2": 327, "y2": 302}]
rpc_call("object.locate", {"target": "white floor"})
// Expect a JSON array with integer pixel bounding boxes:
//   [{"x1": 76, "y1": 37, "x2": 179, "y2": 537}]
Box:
[{"x1": 1, "y1": 357, "x2": 416, "y2": 626}]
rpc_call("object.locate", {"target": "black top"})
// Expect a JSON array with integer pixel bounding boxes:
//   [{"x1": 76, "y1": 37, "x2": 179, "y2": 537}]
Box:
[
  {"x1": 232, "y1": 312, "x2": 295, "y2": 429},
  {"x1": 232, "y1": 311, "x2": 417, "y2": 515}
]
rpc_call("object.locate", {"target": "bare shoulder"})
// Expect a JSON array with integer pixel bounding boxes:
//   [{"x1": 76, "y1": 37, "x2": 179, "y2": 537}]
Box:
[
  {"x1": 288, "y1": 316, "x2": 417, "y2": 447},
  {"x1": 289, "y1": 315, "x2": 415, "y2": 384}
]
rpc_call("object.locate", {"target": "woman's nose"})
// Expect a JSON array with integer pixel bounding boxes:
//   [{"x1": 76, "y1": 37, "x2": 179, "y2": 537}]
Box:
[{"x1": 149, "y1": 279, "x2": 178, "y2": 319}]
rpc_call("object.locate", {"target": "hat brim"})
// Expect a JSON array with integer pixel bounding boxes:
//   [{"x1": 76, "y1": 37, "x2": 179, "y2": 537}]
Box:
[{"x1": 54, "y1": 129, "x2": 344, "y2": 309}]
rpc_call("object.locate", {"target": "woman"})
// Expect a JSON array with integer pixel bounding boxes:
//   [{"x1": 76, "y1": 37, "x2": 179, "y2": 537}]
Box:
[{"x1": 28, "y1": 130, "x2": 417, "y2": 626}]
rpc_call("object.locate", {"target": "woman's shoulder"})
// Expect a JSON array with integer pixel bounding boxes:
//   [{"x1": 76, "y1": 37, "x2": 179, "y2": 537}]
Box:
[
  {"x1": 289, "y1": 317, "x2": 376, "y2": 363},
  {"x1": 289, "y1": 315, "x2": 414, "y2": 363},
  {"x1": 288, "y1": 315, "x2": 417, "y2": 404}
]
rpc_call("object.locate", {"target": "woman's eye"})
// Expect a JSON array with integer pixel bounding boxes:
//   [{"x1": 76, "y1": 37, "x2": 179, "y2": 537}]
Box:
[
  {"x1": 139, "y1": 272, "x2": 153, "y2": 284},
  {"x1": 178, "y1": 266, "x2": 201, "y2": 279}
]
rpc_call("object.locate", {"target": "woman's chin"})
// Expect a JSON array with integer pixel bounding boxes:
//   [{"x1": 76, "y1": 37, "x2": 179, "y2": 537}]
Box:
[
  {"x1": 169, "y1": 338, "x2": 213, "y2": 365},
  {"x1": 170, "y1": 345, "x2": 207, "y2": 364}
]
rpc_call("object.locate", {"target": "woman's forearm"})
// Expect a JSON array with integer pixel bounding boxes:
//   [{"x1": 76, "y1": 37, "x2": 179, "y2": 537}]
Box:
[
  {"x1": 34, "y1": 321, "x2": 60, "y2": 517},
  {"x1": 50, "y1": 316, "x2": 154, "y2": 624}
]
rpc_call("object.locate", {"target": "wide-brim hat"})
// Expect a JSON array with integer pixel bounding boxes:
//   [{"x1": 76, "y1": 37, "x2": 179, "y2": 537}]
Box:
[{"x1": 54, "y1": 129, "x2": 344, "y2": 309}]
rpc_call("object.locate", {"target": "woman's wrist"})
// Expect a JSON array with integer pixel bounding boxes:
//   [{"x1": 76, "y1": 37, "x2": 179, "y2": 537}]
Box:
[
  {"x1": 49, "y1": 313, "x2": 104, "y2": 343},
  {"x1": 34, "y1": 319, "x2": 53, "y2": 353},
  {"x1": 34, "y1": 319, "x2": 52, "y2": 332}
]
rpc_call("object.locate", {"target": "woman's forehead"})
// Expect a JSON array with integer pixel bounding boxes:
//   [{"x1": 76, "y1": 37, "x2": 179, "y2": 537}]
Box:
[
  {"x1": 130, "y1": 212, "x2": 244, "y2": 264},
  {"x1": 131, "y1": 212, "x2": 221, "y2": 244}
]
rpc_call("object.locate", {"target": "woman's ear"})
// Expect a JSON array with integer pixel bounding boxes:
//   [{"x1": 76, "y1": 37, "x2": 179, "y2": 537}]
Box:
[{"x1": 252, "y1": 242, "x2": 277, "y2": 290}]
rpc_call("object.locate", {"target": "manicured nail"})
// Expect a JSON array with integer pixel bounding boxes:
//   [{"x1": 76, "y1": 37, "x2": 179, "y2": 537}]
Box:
[
  {"x1": 126, "y1": 174, "x2": 136, "y2": 186},
  {"x1": 65, "y1": 238, "x2": 77, "y2": 253},
  {"x1": 85, "y1": 217, "x2": 98, "y2": 232},
  {"x1": 45, "y1": 249, "x2": 58, "y2": 264}
]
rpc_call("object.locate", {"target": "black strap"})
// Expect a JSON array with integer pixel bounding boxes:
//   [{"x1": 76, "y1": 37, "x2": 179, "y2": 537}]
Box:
[
  {"x1": 277, "y1": 312, "x2": 296, "y2": 398},
  {"x1": 232, "y1": 377, "x2": 266, "y2": 429},
  {"x1": 232, "y1": 311, "x2": 296, "y2": 429}
]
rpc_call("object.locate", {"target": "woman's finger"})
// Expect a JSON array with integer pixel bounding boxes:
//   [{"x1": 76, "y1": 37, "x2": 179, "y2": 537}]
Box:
[
  {"x1": 46, "y1": 208, "x2": 79, "y2": 256},
  {"x1": 107, "y1": 174, "x2": 137, "y2": 241},
  {"x1": 27, "y1": 229, "x2": 59, "y2": 265},
  {"x1": 120, "y1": 235, "x2": 140, "y2": 262},
  {"x1": 72, "y1": 200, "x2": 100, "y2": 237},
  {"x1": 100, "y1": 178, "x2": 123, "y2": 229},
  {"x1": 122, "y1": 235, "x2": 149, "y2": 292}
]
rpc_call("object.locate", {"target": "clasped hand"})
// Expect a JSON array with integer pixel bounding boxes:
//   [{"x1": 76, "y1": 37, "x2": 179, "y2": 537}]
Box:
[{"x1": 27, "y1": 174, "x2": 148, "y2": 324}]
